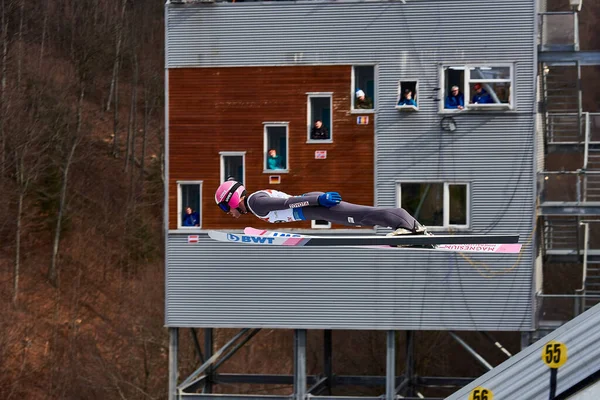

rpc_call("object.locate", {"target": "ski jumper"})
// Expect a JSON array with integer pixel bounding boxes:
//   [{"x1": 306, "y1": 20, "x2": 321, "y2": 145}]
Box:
[{"x1": 246, "y1": 190, "x2": 421, "y2": 231}]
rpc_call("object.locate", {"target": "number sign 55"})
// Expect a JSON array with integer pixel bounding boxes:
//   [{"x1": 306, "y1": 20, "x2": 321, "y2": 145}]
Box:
[{"x1": 542, "y1": 341, "x2": 568, "y2": 368}]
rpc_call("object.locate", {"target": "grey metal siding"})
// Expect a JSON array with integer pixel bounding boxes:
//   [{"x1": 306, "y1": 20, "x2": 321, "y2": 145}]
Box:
[
  {"x1": 446, "y1": 304, "x2": 600, "y2": 400},
  {"x1": 167, "y1": 234, "x2": 532, "y2": 330},
  {"x1": 165, "y1": 0, "x2": 537, "y2": 330}
]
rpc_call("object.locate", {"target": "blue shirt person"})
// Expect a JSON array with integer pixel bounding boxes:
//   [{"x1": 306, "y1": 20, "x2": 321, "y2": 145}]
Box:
[
  {"x1": 397, "y1": 89, "x2": 417, "y2": 107},
  {"x1": 472, "y1": 83, "x2": 493, "y2": 104},
  {"x1": 445, "y1": 85, "x2": 465, "y2": 109},
  {"x1": 182, "y1": 207, "x2": 200, "y2": 227}
]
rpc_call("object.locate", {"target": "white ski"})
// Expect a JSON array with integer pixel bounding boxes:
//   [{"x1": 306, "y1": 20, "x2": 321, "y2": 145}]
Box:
[
  {"x1": 243, "y1": 227, "x2": 522, "y2": 253},
  {"x1": 205, "y1": 228, "x2": 521, "y2": 253}
]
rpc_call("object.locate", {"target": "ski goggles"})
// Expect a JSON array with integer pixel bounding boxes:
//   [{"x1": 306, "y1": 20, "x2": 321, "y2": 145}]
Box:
[{"x1": 218, "y1": 202, "x2": 231, "y2": 213}]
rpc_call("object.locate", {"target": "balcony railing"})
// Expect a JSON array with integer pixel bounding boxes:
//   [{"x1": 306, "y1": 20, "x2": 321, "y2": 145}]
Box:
[{"x1": 539, "y1": 12, "x2": 580, "y2": 52}]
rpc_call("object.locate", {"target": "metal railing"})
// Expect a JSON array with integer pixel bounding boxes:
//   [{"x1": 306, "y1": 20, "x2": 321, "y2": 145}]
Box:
[
  {"x1": 545, "y1": 112, "x2": 599, "y2": 145},
  {"x1": 539, "y1": 12, "x2": 580, "y2": 51},
  {"x1": 538, "y1": 170, "x2": 600, "y2": 203}
]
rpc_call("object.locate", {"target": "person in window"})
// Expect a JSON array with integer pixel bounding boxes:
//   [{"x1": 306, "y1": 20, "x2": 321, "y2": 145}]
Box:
[
  {"x1": 182, "y1": 206, "x2": 200, "y2": 227},
  {"x1": 355, "y1": 89, "x2": 373, "y2": 109},
  {"x1": 267, "y1": 149, "x2": 282, "y2": 170},
  {"x1": 310, "y1": 120, "x2": 330, "y2": 140},
  {"x1": 472, "y1": 83, "x2": 493, "y2": 104},
  {"x1": 397, "y1": 89, "x2": 417, "y2": 107},
  {"x1": 445, "y1": 85, "x2": 464, "y2": 110}
]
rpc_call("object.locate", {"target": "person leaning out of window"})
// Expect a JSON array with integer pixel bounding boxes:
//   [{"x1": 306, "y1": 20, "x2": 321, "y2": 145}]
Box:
[
  {"x1": 472, "y1": 83, "x2": 493, "y2": 104},
  {"x1": 445, "y1": 85, "x2": 464, "y2": 110},
  {"x1": 397, "y1": 89, "x2": 417, "y2": 107},
  {"x1": 267, "y1": 149, "x2": 282, "y2": 170},
  {"x1": 310, "y1": 120, "x2": 330, "y2": 140},
  {"x1": 355, "y1": 89, "x2": 373, "y2": 109}
]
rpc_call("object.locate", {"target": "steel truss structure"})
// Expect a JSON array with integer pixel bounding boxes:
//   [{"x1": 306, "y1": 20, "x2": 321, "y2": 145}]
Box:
[{"x1": 168, "y1": 328, "x2": 523, "y2": 400}]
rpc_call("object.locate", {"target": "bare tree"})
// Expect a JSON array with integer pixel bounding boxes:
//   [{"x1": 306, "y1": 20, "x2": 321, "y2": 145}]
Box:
[
  {"x1": 0, "y1": 0, "x2": 9, "y2": 182},
  {"x1": 16, "y1": 0, "x2": 23, "y2": 89},
  {"x1": 48, "y1": 83, "x2": 84, "y2": 286},
  {"x1": 38, "y1": 0, "x2": 49, "y2": 73},
  {"x1": 106, "y1": 0, "x2": 127, "y2": 112}
]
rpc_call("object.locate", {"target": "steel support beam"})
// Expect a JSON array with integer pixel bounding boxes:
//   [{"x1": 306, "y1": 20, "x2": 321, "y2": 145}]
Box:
[
  {"x1": 385, "y1": 330, "x2": 396, "y2": 400},
  {"x1": 324, "y1": 330, "x2": 332, "y2": 395},
  {"x1": 404, "y1": 331, "x2": 416, "y2": 397},
  {"x1": 213, "y1": 329, "x2": 260, "y2": 371},
  {"x1": 204, "y1": 328, "x2": 214, "y2": 393},
  {"x1": 169, "y1": 328, "x2": 179, "y2": 400},
  {"x1": 449, "y1": 332, "x2": 493, "y2": 371},
  {"x1": 480, "y1": 332, "x2": 512, "y2": 358},
  {"x1": 179, "y1": 329, "x2": 250, "y2": 392},
  {"x1": 190, "y1": 328, "x2": 205, "y2": 364},
  {"x1": 294, "y1": 329, "x2": 307, "y2": 400},
  {"x1": 538, "y1": 51, "x2": 600, "y2": 66}
]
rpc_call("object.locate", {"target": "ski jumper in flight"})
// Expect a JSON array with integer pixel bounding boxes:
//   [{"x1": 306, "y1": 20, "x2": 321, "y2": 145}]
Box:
[{"x1": 214, "y1": 180, "x2": 429, "y2": 235}]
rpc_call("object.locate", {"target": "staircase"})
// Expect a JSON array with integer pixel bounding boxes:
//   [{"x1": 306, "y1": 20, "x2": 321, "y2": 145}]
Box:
[
  {"x1": 584, "y1": 262, "x2": 600, "y2": 311},
  {"x1": 584, "y1": 147, "x2": 600, "y2": 201},
  {"x1": 542, "y1": 62, "x2": 582, "y2": 146}
]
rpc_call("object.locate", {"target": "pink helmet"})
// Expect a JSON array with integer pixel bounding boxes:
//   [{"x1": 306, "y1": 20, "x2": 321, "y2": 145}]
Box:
[{"x1": 215, "y1": 180, "x2": 246, "y2": 212}]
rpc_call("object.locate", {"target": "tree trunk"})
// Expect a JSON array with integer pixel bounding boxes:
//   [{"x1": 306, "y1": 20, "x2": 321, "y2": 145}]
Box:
[
  {"x1": 16, "y1": 0, "x2": 24, "y2": 89},
  {"x1": 140, "y1": 87, "x2": 149, "y2": 194},
  {"x1": 112, "y1": 67, "x2": 119, "y2": 157},
  {"x1": 49, "y1": 85, "x2": 85, "y2": 286},
  {"x1": 128, "y1": 52, "x2": 138, "y2": 194},
  {"x1": 13, "y1": 186, "x2": 23, "y2": 306},
  {"x1": 0, "y1": 1, "x2": 8, "y2": 181},
  {"x1": 106, "y1": 0, "x2": 127, "y2": 112},
  {"x1": 38, "y1": 0, "x2": 49, "y2": 73}
]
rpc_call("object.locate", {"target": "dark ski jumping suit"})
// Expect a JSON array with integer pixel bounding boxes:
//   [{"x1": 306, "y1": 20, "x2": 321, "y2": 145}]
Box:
[{"x1": 245, "y1": 190, "x2": 422, "y2": 231}]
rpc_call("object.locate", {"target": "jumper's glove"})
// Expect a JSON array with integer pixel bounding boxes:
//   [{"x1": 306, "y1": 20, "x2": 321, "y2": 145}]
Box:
[{"x1": 318, "y1": 192, "x2": 342, "y2": 208}]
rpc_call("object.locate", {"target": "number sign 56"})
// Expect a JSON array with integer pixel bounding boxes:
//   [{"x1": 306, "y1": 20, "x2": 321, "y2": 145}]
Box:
[{"x1": 469, "y1": 387, "x2": 493, "y2": 400}]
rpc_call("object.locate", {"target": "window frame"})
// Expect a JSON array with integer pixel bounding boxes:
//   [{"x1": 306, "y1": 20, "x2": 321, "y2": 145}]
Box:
[
  {"x1": 395, "y1": 79, "x2": 419, "y2": 111},
  {"x1": 396, "y1": 181, "x2": 470, "y2": 230},
  {"x1": 263, "y1": 122, "x2": 290, "y2": 173},
  {"x1": 439, "y1": 63, "x2": 515, "y2": 113},
  {"x1": 351, "y1": 64, "x2": 377, "y2": 113},
  {"x1": 219, "y1": 151, "x2": 246, "y2": 184},
  {"x1": 177, "y1": 180, "x2": 203, "y2": 230},
  {"x1": 306, "y1": 92, "x2": 333, "y2": 143}
]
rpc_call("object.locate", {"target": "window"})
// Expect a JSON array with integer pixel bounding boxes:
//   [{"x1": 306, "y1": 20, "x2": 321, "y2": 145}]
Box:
[
  {"x1": 264, "y1": 123, "x2": 289, "y2": 172},
  {"x1": 220, "y1": 152, "x2": 245, "y2": 184},
  {"x1": 396, "y1": 80, "x2": 418, "y2": 111},
  {"x1": 177, "y1": 181, "x2": 202, "y2": 229},
  {"x1": 441, "y1": 64, "x2": 513, "y2": 111},
  {"x1": 397, "y1": 182, "x2": 469, "y2": 229},
  {"x1": 307, "y1": 93, "x2": 332, "y2": 142},
  {"x1": 312, "y1": 220, "x2": 331, "y2": 229},
  {"x1": 352, "y1": 65, "x2": 375, "y2": 111}
]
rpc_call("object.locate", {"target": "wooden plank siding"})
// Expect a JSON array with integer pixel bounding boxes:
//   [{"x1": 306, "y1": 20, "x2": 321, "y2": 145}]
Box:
[{"x1": 168, "y1": 65, "x2": 375, "y2": 230}]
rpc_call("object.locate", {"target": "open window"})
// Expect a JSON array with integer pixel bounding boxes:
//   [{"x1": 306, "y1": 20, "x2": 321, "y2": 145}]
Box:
[
  {"x1": 397, "y1": 182, "x2": 469, "y2": 229},
  {"x1": 263, "y1": 123, "x2": 289, "y2": 172},
  {"x1": 220, "y1": 151, "x2": 245, "y2": 184},
  {"x1": 396, "y1": 80, "x2": 418, "y2": 111},
  {"x1": 311, "y1": 220, "x2": 332, "y2": 229},
  {"x1": 441, "y1": 64, "x2": 514, "y2": 112},
  {"x1": 352, "y1": 65, "x2": 375, "y2": 111},
  {"x1": 177, "y1": 181, "x2": 202, "y2": 229},
  {"x1": 307, "y1": 93, "x2": 332, "y2": 142}
]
